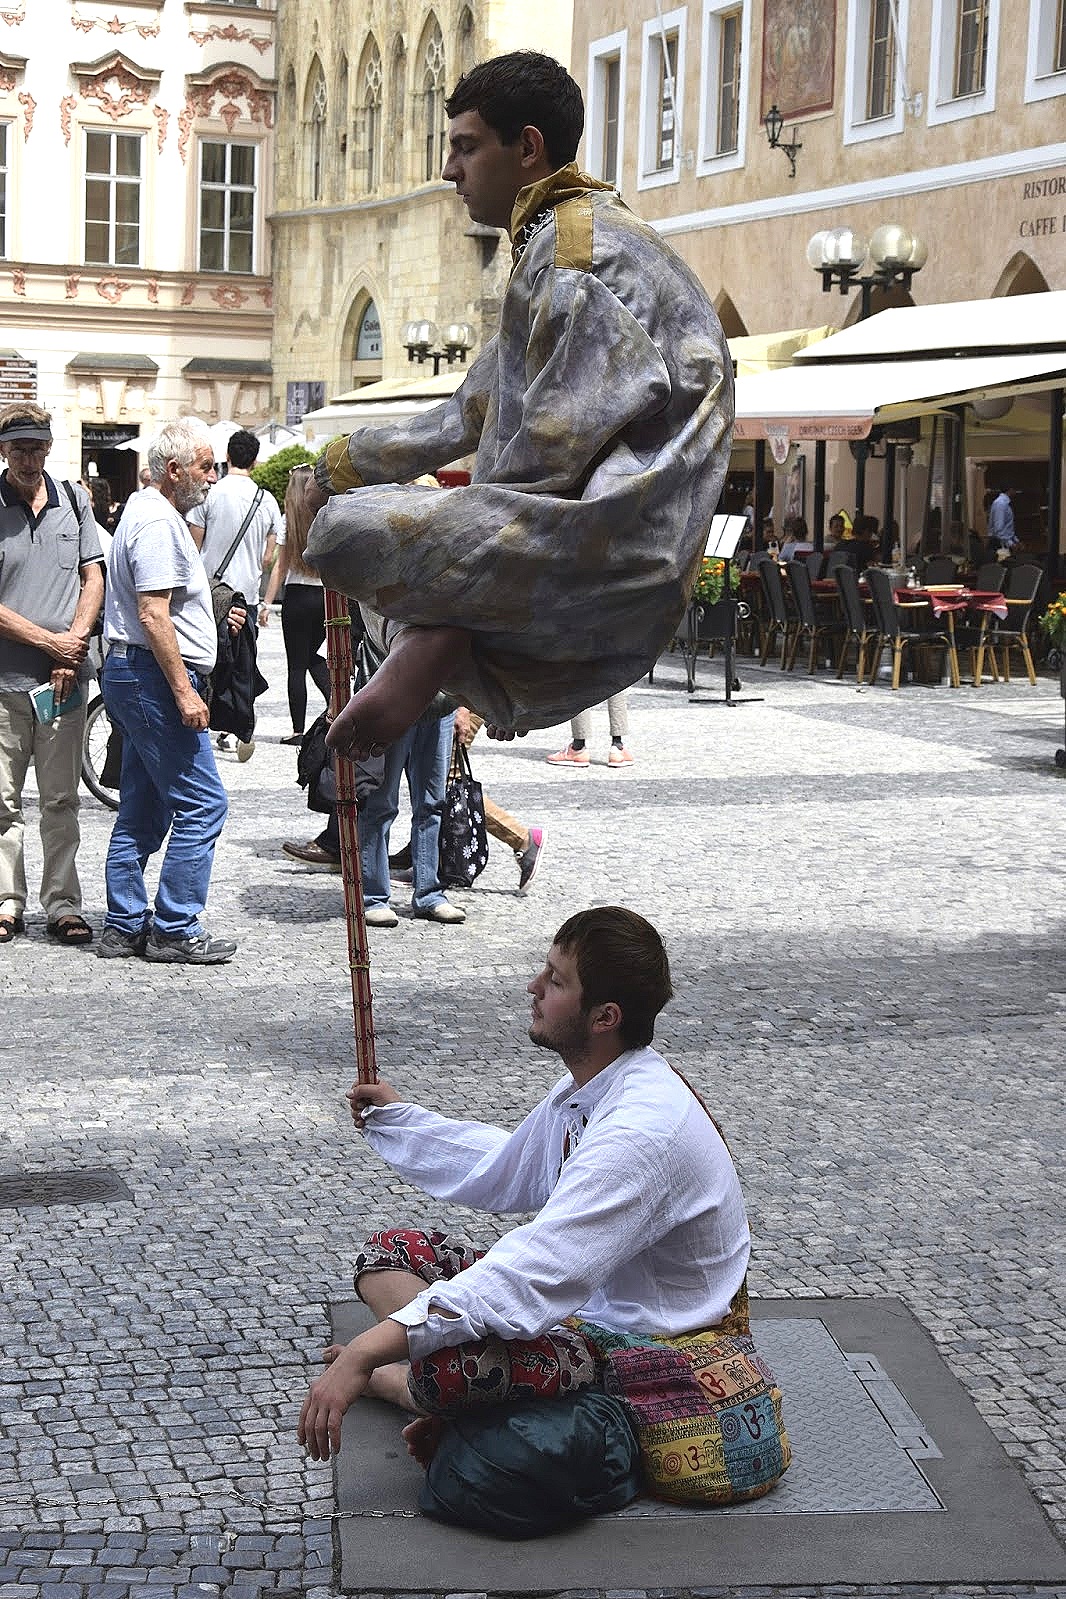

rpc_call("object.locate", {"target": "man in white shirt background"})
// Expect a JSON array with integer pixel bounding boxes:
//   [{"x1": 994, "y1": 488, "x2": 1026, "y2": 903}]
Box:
[
  {"x1": 298, "y1": 906, "x2": 751, "y2": 1462},
  {"x1": 187, "y1": 428, "x2": 282, "y2": 758}
]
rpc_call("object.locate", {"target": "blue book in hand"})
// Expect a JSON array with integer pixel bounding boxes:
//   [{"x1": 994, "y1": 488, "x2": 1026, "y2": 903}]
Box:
[{"x1": 28, "y1": 680, "x2": 85, "y2": 725}]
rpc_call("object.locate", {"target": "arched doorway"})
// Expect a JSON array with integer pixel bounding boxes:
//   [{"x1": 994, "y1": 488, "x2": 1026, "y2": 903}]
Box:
[
  {"x1": 344, "y1": 292, "x2": 383, "y2": 389},
  {"x1": 992, "y1": 252, "x2": 1050, "y2": 297}
]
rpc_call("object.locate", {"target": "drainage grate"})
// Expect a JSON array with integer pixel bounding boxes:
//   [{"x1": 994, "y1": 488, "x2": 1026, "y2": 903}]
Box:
[{"x1": 0, "y1": 1169, "x2": 134, "y2": 1208}]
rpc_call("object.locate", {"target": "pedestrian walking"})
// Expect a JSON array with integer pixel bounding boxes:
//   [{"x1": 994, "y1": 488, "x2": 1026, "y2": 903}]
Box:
[
  {"x1": 260, "y1": 464, "x2": 330, "y2": 744},
  {"x1": 98, "y1": 418, "x2": 238, "y2": 964},
  {"x1": 547, "y1": 692, "x2": 633, "y2": 768}
]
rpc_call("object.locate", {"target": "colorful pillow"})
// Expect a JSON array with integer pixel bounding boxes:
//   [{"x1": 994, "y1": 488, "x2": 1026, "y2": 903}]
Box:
[{"x1": 601, "y1": 1329, "x2": 791, "y2": 1505}]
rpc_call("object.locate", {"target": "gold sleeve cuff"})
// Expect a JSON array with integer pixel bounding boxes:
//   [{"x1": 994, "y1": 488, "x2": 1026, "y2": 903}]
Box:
[{"x1": 323, "y1": 436, "x2": 364, "y2": 493}]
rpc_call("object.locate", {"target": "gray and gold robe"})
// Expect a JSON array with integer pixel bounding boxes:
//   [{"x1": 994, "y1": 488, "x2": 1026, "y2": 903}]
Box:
[{"x1": 307, "y1": 165, "x2": 734, "y2": 729}]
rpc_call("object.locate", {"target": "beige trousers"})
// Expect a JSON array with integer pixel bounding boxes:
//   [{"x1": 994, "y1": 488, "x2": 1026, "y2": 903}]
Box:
[{"x1": 0, "y1": 688, "x2": 86, "y2": 920}]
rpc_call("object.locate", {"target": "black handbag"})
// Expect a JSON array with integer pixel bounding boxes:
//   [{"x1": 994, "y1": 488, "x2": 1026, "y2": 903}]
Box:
[{"x1": 439, "y1": 735, "x2": 489, "y2": 888}]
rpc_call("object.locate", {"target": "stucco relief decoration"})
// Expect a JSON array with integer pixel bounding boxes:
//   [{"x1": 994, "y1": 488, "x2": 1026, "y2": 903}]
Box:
[
  {"x1": 147, "y1": 278, "x2": 159, "y2": 303},
  {"x1": 0, "y1": 70, "x2": 14, "y2": 92},
  {"x1": 60, "y1": 94, "x2": 77, "y2": 144},
  {"x1": 760, "y1": 0, "x2": 836, "y2": 121},
  {"x1": 0, "y1": 5, "x2": 25, "y2": 24},
  {"x1": 17, "y1": 87, "x2": 32, "y2": 137},
  {"x1": 96, "y1": 275, "x2": 132, "y2": 303},
  {"x1": 211, "y1": 284, "x2": 247, "y2": 310},
  {"x1": 12, "y1": 267, "x2": 25, "y2": 295},
  {"x1": 65, "y1": 274, "x2": 81, "y2": 299},
  {"x1": 71, "y1": 10, "x2": 160, "y2": 39},
  {"x1": 260, "y1": 286, "x2": 272, "y2": 308},
  {"x1": 152, "y1": 104, "x2": 168, "y2": 150},
  {"x1": 77, "y1": 59, "x2": 155, "y2": 123},
  {"x1": 189, "y1": 23, "x2": 270, "y2": 56},
  {"x1": 180, "y1": 283, "x2": 195, "y2": 305},
  {"x1": 179, "y1": 70, "x2": 274, "y2": 162}
]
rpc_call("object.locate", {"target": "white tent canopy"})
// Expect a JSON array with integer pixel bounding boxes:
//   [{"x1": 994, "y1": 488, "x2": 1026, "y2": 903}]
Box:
[
  {"x1": 794, "y1": 290, "x2": 1066, "y2": 362},
  {"x1": 734, "y1": 352, "x2": 1066, "y2": 441}
]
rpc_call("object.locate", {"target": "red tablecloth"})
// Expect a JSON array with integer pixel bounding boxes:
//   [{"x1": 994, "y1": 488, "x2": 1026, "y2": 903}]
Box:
[{"x1": 899, "y1": 587, "x2": 1008, "y2": 620}]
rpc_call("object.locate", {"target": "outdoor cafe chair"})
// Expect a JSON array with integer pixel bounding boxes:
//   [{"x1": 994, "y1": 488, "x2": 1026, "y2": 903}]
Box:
[
  {"x1": 834, "y1": 563, "x2": 877, "y2": 683},
  {"x1": 803, "y1": 550, "x2": 826, "y2": 579},
  {"x1": 974, "y1": 563, "x2": 1043, "y2": 686},
  {"x1": 865, "y1": 567, "x2": 961, "y2": 690},
  {"x1": 758, "y1": 558, "x2": 796, "y2": 667},
  {"x1": 921, "y1": 555, "x2": 958, "y2": 586},
  {"x1": 974, "y1": 562, "x2": 1006, "y2": 593},
  {"x1": 786, "y1": 558, "x2": 843, "y2": 673},
  {"x1": 825, "y1": 547, "x2": 858, "y2": 578}
]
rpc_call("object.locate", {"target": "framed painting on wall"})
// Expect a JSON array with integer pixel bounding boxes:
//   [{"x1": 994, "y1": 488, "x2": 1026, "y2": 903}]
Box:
[
  {"x1": 761, "y1": 0, "x2": 836, "y2": 122},
  {"x1": 786, "y1": 455, "x2": 806, "y2": 524}
]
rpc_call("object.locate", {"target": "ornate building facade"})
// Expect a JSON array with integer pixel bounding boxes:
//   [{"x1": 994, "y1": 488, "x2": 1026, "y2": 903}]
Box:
[
  {"x1": 0, "y1": 0, "x2": 276, "y2": 495},
  {"x1": 270, "y1": 1, "x2": 572, "y2": 410},
  {"x1": 571, "y1": 0, "x2": 1066, "y2": 548}
]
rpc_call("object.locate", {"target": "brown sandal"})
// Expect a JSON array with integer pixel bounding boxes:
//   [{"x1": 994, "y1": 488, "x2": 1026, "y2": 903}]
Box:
[{"x1": 46, "y1": 915, "x2": 93, "y2": 946}]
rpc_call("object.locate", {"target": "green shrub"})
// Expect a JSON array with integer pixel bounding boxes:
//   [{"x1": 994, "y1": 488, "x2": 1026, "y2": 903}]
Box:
[{"x1": 250, "y1": 443, "x2": 317, "y2": 509}]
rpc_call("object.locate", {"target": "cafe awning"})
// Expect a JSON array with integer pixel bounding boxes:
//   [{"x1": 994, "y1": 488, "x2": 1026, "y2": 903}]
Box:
[
  {"x1": 791, "y1": 290, "x2": 1066, "y2": 363},
  {"x1": 733, "y1": 351, "x2": 1066, "y2": 442}
]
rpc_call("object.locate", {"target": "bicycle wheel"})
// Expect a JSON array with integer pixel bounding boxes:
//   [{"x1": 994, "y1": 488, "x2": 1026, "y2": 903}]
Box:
[{"x1": 81, "y1": 694, "x2": 122, "y2": 810}]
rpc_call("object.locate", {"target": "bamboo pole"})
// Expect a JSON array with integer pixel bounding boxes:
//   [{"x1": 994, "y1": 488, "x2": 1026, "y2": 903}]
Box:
[{"x1": 323, "y1": 588, "x2": 378, "y2": 1085}]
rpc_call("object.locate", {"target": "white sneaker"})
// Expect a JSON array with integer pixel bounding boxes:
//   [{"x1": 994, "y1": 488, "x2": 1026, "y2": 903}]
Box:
[
  {"x1": 364, "y1": 905, "x2": 399, "y2": 928},
  {"x1": 237, "y1": 738, "x2": 255, "y2": 763}
]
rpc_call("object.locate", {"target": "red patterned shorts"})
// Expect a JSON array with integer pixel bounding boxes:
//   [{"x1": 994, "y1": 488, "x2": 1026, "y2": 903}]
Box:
[{"x1": 354, "y1": 1226, "x2": 598, "y2": 1418}]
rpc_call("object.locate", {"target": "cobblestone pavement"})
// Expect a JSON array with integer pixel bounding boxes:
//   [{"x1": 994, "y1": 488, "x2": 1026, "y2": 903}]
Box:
[{"x1": 2, "y1": 623, "x2": 1065, "y2": 1599}]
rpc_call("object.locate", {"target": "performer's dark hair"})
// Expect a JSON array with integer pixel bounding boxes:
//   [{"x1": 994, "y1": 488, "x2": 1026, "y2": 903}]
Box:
[
  {"x1": 445, "y1": 51, "x2": 584, "y2": 169},
  {"x1": 226, "y1": 429, "x2": 261, "y2": 469},
  {"x1": 553, "y1": 907, "x2": 672, "y2": 1048}
]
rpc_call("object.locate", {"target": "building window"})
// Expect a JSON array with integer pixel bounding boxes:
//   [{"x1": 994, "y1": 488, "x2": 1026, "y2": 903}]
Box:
[
  {"x1": 638, "y1": 8, "x2": 686, "y2": 187},
  {"x1": 389, "y1": 36, "x2": 407, "y2": 184},
  {"x1": 308, "y1": 63, "x2": 327, "y2": 201},
  {"x1": 361, "y1": 41, "x2": 383, "y2": 192},
  {"x1": 844, "y1": 0, "x2": 908, "y2": 139},
  {"x1": 199, "y1": 141, "x2": 255, "y2": 273},
  {"x1": 927, "y1": 0, "x2": 999, "y2": 123},
  {"x1": 84, "y1": 129, "x2": 142, "y2": 267},
  {"x1": 420, "y1": 18, "x2": 446, "y2": 182},
  {"x1": 587, "y1": 31, "x2": 627, "y2": 185},
  {"x1": 457, "y1": 7, "x2": 475, "y2": 77},
  {"x1": 954, "y1": 0, "x2": 989, "y2": 95},
  {"x1": 866, "y1": 0, "x2": 896, "y2": 116},
  {"x1": 698, "y1": 0, "x2": 747, "y2": 174},
  {"x1": 1024, "y1": 0, "x2": 1066, "y2": 99},
  {"x1": 0, "y1": 123, "x2": 7, "y2": 259}
]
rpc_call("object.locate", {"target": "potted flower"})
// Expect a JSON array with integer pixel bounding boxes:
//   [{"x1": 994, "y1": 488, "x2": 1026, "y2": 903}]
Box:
[
  {"x1": 688, "y1": 557, "x2": 742, "y2": 641},
  {"x1": 1037, "y1": 591, "x2": 1066, "y2": 687}
]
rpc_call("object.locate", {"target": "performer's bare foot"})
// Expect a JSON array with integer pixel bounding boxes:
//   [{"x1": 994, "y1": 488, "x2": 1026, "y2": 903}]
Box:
[
  {"x1": 326, "y1": 625, "x2": 471, "y2": 758},
  {"x1": 402, "y1": 1415, "x2": 444, "y2": 1469}
]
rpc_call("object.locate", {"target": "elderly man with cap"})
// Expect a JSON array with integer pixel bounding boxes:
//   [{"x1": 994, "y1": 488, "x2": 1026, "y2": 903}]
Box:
[{"x1": 0, "y1": 402, "x2": 104, "y2": 946}]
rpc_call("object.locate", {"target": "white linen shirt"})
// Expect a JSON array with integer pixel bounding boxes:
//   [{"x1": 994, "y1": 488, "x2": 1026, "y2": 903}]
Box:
[{"x1": 361, "y1": 1047, "x2": 750, "y2": 1363}]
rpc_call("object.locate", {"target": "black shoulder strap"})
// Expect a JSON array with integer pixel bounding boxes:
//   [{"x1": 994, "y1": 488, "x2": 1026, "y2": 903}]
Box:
[
  {"x1": 212, "y1": 485, "x2": 265, "y2": 583},
  {"x1": 61, "y1": 480, "x2": 81, "y2": 518}
]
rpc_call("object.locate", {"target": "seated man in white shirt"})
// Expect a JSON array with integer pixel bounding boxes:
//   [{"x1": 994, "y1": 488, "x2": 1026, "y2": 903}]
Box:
[{"x1": 298, "y1": 906, "x2": 751, "y2": 1462}]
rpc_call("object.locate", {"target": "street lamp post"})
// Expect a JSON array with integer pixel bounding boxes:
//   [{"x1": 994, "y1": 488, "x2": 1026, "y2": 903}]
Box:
[
  {"x1": 401, "y1": 319, "x2": 476, "y2": 377},
  {"x1": 806, "y1": 224, "x2": 927, "y2": 531}
]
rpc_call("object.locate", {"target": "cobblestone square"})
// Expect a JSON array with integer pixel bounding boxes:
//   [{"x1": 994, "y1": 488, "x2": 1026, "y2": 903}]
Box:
[{"x1": 2, "y1": 625, "x2": 1064, "y2": 1599}]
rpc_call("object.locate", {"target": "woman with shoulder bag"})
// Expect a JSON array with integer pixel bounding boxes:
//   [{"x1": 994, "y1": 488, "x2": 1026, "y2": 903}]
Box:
[{"x1": 261, "y1": 465, "x2": 331, "y2": 745}]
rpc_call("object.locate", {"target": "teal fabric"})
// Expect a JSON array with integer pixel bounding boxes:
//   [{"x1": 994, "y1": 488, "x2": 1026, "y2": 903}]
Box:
[{"x1": 419, "y1": 1388, "x2": 642, "y2": 1538}]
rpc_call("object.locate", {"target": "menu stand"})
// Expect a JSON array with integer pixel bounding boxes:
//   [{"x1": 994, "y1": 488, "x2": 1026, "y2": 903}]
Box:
[{"x1": 687, "y1": 513, "x2": 763, "y2": 708}]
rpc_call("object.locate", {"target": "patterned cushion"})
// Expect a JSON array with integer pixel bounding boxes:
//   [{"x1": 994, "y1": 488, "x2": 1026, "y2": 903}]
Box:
[{"x1": 602, "y1": 1330, "x2": 791, "y2": 1504}]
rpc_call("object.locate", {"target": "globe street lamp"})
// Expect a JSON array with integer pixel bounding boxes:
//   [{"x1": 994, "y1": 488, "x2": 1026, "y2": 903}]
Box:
[
  {"x1": 807, "y1": 224, "x2": 928, "y2": 535},
  {"x1": 401, "y1": 319, "x2": 475, "y2": 377},
  {"x1": 807, "y1": 224, "x2": 927, "y2": 321}
]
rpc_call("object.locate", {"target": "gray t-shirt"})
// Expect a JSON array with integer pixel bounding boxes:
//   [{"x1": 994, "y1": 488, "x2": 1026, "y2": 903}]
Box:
[
  {"x1": 0, "y1": 471, "x2": 103, "y2": 692},
  {"x1": 187, "y1": 472, "x2": 282, "y2": 606},
  {"x1": 104, "y1": 487, "x2": 217, "y2": 673}
]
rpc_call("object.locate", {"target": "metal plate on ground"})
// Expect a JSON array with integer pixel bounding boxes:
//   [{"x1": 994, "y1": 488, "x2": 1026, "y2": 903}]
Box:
[
  {"x1": 0, "y1": 1169, "x2": 134, "y2": 1208},
  {"x1": 332, "y1": 1296, "x2": 1066, "y2": 1590}
]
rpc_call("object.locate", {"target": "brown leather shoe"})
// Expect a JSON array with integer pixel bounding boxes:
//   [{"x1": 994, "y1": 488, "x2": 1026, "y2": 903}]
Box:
[{"x1": 282, "y1": 840, "x2": 341, "y2": 871}]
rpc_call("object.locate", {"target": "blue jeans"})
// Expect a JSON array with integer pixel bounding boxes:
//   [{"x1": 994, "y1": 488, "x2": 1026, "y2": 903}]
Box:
[
  {"x1": 359, "y1": 709, "x2": 453, "y2": 913},
  {"x1": 101, "y1": 646, "x2": 229, "y2": 939}
]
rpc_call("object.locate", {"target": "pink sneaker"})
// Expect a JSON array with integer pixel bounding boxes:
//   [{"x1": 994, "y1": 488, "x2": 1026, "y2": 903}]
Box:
[
  {"x1": 546, "y1": 744, "x2": 590, "y2": 767},
  {"x1": 608, "y1": 745, "x2": 635, "y2": 767}
]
